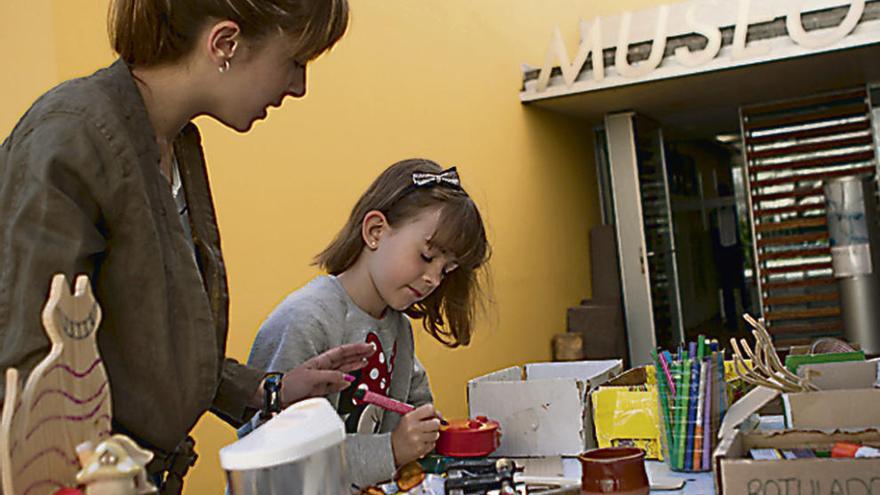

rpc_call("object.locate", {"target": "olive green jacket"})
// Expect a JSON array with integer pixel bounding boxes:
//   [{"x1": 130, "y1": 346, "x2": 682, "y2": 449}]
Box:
[{"x1": 0, "y1": 60, "x2": 264, "y2": 457}]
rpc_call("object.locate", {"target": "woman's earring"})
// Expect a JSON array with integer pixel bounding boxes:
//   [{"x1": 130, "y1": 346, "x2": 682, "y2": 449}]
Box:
[{"x1": 219, "y1": 59, "x2": 231, "y2": 73}]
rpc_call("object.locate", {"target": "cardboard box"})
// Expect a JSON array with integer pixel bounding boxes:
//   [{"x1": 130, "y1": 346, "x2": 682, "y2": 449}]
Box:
[
  {"x1": 720, "y1": 359, "x2": 880, "y2": 438},
  {"x1": 467, "y1": 360, "x2": 623, "y2": 457},
  {"x1": 783, "y1": 389, "x2": 880, "y2": 430},
  {"x1": 715, "y1": 363, "x2": 880, "y2": 495},
  {"x1": 784, "y1": 359, "x2": 880, "y2": 429},
  {"x1": 714, "y1": 428, "x2": 880, "y2": 495},
  {"x1": 797, "y1": 359, "x2": 879, "y2": 391}
]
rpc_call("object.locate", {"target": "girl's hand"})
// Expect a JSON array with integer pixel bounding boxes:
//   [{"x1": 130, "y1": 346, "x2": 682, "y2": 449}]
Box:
[
  {"x1": 391, "y1": 404, "x2": 441, "y2": 466},
  {"x1": 280, "y1": 342, "x2": 375, "y2": 406}
]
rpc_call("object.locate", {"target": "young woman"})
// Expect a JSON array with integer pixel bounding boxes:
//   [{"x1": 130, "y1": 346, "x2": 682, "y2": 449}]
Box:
[{"x1": 0, "y1": 1, "x2": 373, "y2": 491}]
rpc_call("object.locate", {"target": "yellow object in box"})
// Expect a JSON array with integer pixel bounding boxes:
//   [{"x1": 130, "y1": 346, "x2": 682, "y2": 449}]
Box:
[
  {"x1": 591, "y1": 361, "x2": 752, "y2": 461},
  {"x1": 724, "y1": 359, "x2": 750, "y2": 382},
  {"x1": 591, "y1": 367, "x2": 663, "y2": 460}
]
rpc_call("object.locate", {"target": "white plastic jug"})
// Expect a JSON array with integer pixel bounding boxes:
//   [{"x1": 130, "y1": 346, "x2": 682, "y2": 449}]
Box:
[{"x1": 220, "y1": 398, "x2": 349, "y2": 494}]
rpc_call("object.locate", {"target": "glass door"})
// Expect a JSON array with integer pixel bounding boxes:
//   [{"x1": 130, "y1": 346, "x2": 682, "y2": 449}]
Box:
[{"x1": 603, "y1": 112, "x2": 684, "y2": 365}]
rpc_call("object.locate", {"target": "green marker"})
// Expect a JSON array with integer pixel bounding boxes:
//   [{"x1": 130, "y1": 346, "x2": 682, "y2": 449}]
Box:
[
  {"x1": 678, "y1": 354, "x2": 691, "y2": 470},
  {"x1": 653, "y1": 349, "x2": 673, "y2": 463}
]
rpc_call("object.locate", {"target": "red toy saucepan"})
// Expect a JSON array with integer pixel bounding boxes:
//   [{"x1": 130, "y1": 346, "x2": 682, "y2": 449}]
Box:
[{"x1": 436, "y1": 416, "x2": 501, "y2": 457}]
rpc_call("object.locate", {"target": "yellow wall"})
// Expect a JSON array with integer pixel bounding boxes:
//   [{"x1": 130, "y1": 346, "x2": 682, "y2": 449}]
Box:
[
  {"x1": 1, "y1": 2, "x2": 57, "y2": 132},
  {"x1": 2, "y1": 1, "x2": 668, "y2": 492}
]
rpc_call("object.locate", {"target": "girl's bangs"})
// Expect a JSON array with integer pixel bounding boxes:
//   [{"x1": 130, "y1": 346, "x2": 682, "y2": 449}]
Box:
[{"x1": 429, "y1": 199, "x2": 487, "y2": 270}]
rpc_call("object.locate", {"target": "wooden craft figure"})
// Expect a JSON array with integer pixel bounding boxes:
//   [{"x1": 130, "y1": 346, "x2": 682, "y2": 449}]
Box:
[
  {"x1": 0, "y1": 274, "x2": 155, "y2": 495},
  {"x1": 730, "y1": 313, "x2": 819, "y2": 394}
]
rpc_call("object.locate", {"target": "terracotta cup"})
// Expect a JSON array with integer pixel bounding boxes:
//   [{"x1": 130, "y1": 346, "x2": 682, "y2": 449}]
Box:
[{"x1": 578, "y1": 447, "x2": 649, "y2": 495}]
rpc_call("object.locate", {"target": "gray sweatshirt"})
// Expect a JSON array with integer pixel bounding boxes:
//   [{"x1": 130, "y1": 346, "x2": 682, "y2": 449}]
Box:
[{"x1": 240, "y1": 275, "x2": 433, "y2": 487}]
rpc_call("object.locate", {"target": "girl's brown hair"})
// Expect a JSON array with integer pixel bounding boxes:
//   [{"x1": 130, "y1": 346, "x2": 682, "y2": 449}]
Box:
[
  {"x1": 316, "y1": 159, "x2": 491, "y2": 347},
  {"x1": 109, "y1": 0, "x2": 349, "y2": 67}
]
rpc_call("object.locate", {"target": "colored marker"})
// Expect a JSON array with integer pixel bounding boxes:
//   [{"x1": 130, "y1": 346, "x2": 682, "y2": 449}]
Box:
[
  {"x1": 719, "y1": 348, "x2": 727, "y2": 418},
  {"x1": 658, "y1": 351, "x2": 677, "y2": 397},
  {"x1": 352, "y1": 388, "x2": 447, "y2": 424},
  {"x1": 702, "y1": 356, "x2": 713, "y2": 470},
  {"x1": 353, "y1": 387, "x2": 414, "y2": 415},
  {"x1": 694, "y1": 360, "x2": 708, "y2": 470},
  {"x1": 652, "y1": 348, "x2": 674, "y2": 461},
  {"x1": 685, "y1": 350, "x2": 698, "y2": 471},
  {"x1": 678, "y1": 355, "x2": 690, "y2": 470},
  {"x1": 671, "y1": 360, "x2": 682, "y2": 468}
]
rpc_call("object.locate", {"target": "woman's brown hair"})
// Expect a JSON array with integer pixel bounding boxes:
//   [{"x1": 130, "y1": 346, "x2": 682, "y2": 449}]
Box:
[
  {"x1": 109, "y1": 0, "x2": 349, "y2": 67},
  {"x1": 316, "y1": 159, "x2": 491, "y2": 347}
]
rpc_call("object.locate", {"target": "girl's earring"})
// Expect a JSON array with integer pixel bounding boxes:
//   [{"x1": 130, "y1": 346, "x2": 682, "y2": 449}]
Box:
[{"x1": 219, "y1": 59, "x2": 231, "y2": 73}]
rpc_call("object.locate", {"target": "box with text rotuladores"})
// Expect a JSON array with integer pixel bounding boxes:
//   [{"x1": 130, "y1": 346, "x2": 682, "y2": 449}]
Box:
[
  {"x1": 713, "y1": 426, "x2": 880, "y2": 495},
  {"x1": 713, "y1": 360, "x2": 880, "y2": 495}
]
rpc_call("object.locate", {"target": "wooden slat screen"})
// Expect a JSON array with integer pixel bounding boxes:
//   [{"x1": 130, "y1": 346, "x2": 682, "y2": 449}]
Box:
[{"x1": 740, "y1": 88, "x2": 877, "y2": 346}]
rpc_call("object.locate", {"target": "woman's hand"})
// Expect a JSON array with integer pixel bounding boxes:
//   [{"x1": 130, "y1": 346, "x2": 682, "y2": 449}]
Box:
[
  {"x1": 391, "y1": 404, "x2": 441, "y2": 466},
  {"x1": 280, "y1": 342, "x2": 375, "y2": 407}
]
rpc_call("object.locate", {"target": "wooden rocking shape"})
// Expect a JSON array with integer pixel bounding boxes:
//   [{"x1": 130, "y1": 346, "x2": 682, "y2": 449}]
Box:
[{"x1": 1, "y1": 274, "x2": 114, "y2": 495}]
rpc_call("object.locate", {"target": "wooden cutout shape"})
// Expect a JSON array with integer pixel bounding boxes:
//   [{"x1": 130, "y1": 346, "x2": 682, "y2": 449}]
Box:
[
  {"x1": 1, "y1": 274, "x2": 112, "y2": 495},
  {"x1": 730, "y1": 314, "x2": 818, "y2": 394}
]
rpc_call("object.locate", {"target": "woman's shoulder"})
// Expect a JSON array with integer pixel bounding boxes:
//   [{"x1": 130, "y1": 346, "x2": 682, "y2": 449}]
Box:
[{"x1": 6, "y1": 61, "x2": 142, "y2": 147}]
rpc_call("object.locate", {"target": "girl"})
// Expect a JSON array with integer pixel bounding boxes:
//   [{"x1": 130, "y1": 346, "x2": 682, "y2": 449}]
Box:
[
  {"x1": 244, "y1": 158, "x2": 491, "y2": 487},
  {"x1": 0, "y1": 1, "x2": 373, "y2": 491}
]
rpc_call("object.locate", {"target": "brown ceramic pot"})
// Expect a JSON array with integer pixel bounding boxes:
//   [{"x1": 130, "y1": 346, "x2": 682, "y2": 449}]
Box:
[{"x1": 578, "y1": 447, "x2": 649, "y2": 495}]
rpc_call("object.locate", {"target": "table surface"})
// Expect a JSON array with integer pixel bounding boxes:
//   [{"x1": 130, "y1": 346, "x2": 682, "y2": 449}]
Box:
[{"x1": 646, "y1": 461, "x2": 714, "y2": 494}]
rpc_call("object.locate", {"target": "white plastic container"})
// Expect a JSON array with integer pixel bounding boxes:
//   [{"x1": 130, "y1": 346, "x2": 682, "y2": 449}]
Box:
[{"x1": 220, "y1": 398, "x2": 349, "y2": 495}]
